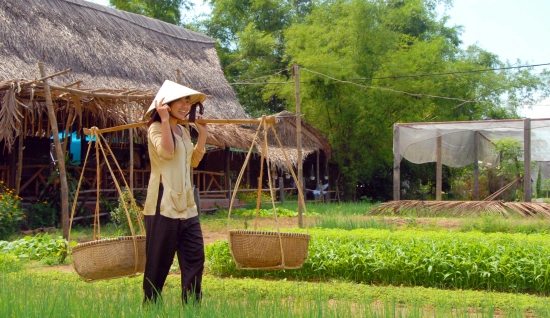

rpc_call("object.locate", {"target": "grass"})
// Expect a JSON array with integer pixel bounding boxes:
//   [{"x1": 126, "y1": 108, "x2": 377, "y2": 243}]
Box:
[
  {"x1": 309, "y1": 216, "x2": 396, "y2": 230},
  {"x1": 275, "y1": 201, "x2": 379, "y2": 216},
  {"x1": 5, "y1": 202, "x2": 550, "y2": 316},
  {"x1": 458, "y1": 214, "x2": 550, "y2": 234},
  {"x1": 2, "y1": 270, "x2": 550, "y2": 317}
]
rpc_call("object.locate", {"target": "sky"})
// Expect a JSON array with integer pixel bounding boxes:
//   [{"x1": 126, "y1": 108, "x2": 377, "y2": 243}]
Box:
[{"x1": 87, "y1": 0, "x2": 550, "y2": 118}]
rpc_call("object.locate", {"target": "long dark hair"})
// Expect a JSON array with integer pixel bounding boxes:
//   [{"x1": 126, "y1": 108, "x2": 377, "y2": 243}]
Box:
[{"x1": 146, "y1": 109, "x2": 162, "y2": 127}]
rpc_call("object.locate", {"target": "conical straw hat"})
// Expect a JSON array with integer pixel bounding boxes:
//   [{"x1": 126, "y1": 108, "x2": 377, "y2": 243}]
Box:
[{"x1": 143, "y1": 80, "x2": 206, "y2": 120}]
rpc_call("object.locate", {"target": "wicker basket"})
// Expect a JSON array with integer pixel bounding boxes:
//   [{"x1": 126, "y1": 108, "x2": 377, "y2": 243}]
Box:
[
  {"x1": 72, "y1": 235, "x2": 146, "y2": 281},
  {"x1": 229, "y1": 230, "x2": 310, "y2": 270}
]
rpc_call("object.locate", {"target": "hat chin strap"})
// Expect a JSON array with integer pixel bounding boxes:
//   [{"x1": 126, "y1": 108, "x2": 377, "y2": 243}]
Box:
[{"x1": 187, "y1": 102, "x2": 204, "y2": 123}]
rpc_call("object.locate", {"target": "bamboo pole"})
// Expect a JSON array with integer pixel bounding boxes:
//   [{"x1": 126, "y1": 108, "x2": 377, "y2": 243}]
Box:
[
  {"x1": 15, "y1": 102, "x2": 24, "y2": 195},
  {"x1": 474, "y1": 131, "x2": 479, "y2": 200},
  {"x1": 39, "y1": 62, "x2": 70, "y2": 239},
  {"x1": 63, "y1": 100, "x2": 74, "y2": 154},
  {"x1": 436, "y1": 135, "x2": 442, "y2": 201},
  {"x1": 82, "y1": 117, "x2": 277, "y2": 135},
  {"x1": 294, "y1": 62, "x2": 304, "y2": 228},
  {"x1": 37, "y1": 68, "x2": 72, "y2": 82},
  {"x1": 47, "y1": 84, "x2": 153, "y2": 100},
  {"x1": 126, "y1": 94, "x2": 133, "y2": 193},
  {"x1": 393, "y1": 124, "x2": 400, "y2": 200},
  {"x1": 524, "y1": 118, "x2": 532, "y2": 202}
]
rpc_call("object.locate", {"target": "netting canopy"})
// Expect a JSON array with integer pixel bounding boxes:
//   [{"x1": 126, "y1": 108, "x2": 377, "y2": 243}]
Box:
[{"x1": 395, "y1": 118, "x2": 550, "y2": 175}]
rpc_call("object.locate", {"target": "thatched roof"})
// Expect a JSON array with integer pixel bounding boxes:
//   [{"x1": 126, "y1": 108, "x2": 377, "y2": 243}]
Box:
[
  {"x1": 207, "y1": 111, "x2": 332, "y2": 169},
  {"x1": 0, "y1": 0, "x2": 245, "y2": 148},
  {"x1": 0, "y1": 0, "x2": 331, "y2": 169}
]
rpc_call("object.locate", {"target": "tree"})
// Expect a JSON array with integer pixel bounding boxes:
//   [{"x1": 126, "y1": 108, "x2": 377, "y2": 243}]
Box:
[
  {"x1": 263, "y1": 0, "x2": 550, "y2": 200},
  {"x1": 109, "y1": 0, "x2": 193, "y2": 25},
  {"x1": 493, "y1": 138, "x2": 527, "y2": 201},
  {"x1": 193, "y1": 0, "x2": 313, "y2": 116},
  {"x1": 121, "y1": 0, "x2": 550, "y2": 201}
]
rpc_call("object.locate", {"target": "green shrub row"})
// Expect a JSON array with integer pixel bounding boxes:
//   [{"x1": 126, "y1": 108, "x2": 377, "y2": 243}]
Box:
[{"x1": 206, "y1": 229, "x2": 550, "y2": 294}]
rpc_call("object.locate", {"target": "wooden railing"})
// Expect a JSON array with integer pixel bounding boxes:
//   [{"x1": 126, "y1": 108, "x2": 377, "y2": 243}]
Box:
[
  {"x1": 193, "y1": 170, "x2": 225, "y2": 198},
  {"x1": 2, "y1": 164, "x2": 339, "y2": 204}
]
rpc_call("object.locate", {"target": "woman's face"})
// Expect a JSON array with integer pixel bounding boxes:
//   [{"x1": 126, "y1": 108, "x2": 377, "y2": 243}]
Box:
[{"x1": 169, "y1": 96, "x2": 192, "y2": 120}]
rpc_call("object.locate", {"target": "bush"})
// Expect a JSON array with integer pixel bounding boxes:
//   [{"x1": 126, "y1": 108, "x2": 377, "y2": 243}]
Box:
[
  {"x1": 110, "y1": 190, "x2": 144, "y2": 236},
  {"x1": 0, "y1": 181, "x2": 26, "y2": 240}
]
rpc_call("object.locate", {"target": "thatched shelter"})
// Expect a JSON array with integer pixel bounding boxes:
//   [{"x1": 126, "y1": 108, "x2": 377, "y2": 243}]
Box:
[
  {"x1": 0, "y1": 0, "x2": 246, "y2": 149},
  {"x1": 0, "y1": 0, "x2": 333, "y2": 204},
  {"x1": 207, "y1": 111, "x2": 331, "y2": 169}
]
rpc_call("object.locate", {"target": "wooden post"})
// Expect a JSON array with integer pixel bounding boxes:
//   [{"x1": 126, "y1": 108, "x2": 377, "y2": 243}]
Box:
[
  {"x1": 499, "y1": 151, "x2": 504, "y2": 199},
  {"x1": 126, "y1": 94, "x2": 134, "y2": 193},
  {"x1": 225, "y1": 146, "x2": 230, "y2": 199},
  {"x1": 39, "y1": 63, "x2": 70, "y2": 239},
  {"x1": 228, "y1": 179, "x2": 232, "y2": 208},
  {"x1": 294, "y1": 63, "x2": 304, "y2": 228},
  {"x1": 278, "y1": 177, "x2": 285, "y2": 203},
  {"x1": 436, "y1": 135, "x2": 442, "y2": 201},
  {"x1": 393, "y1": 124, "x2": 400, "y2": 201},
  {"x1": 15, "y1": 101, "x2": 24, "y2": 195},
  {"x1": 474, "y1": 131, "x2": 479, "y2": 200},
  {"x1": 246, "y1": 161, "x2": 250, "y2": 186},
  {"x1": 524, "y1": 118, "x2": 532, "y2": 202},
  {"x1": 8, "y1": 148, "x2": 16, "y2": 189},
  {"x1": 194, "y1": 187, "x2": 201, "y2": 216},
  {"x1": 316, "y1": 151, "x2": 320, "y2": 189}
]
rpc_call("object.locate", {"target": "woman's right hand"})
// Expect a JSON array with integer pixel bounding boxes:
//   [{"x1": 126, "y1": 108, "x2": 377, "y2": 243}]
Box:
[{"x1": 154, "y1": 97, "x2": 171, "y2": 122}]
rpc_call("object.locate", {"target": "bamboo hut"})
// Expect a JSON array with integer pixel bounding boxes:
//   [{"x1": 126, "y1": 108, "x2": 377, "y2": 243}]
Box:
[
  {"x1": 0, "y1": 0, "x2": 250, "y2": 231},
  {"x1": 0, "y1": 0, "x2": 333, "y2": 216}
]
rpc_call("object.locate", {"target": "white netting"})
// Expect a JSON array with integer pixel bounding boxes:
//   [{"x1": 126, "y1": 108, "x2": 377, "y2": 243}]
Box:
[{"x1": 396, "y1": 119, "x2": 550, "y2": 179}]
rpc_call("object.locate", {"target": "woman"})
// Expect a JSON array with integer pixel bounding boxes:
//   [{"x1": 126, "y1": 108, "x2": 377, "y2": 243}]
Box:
[{"x1": 142, "y1": 80, "x2": 208, "y2": 304}]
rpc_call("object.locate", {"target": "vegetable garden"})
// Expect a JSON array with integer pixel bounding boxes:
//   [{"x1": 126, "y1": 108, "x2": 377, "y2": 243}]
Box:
[{"x1": 3, "y1": 197, "x2": 550, "y2": 316}]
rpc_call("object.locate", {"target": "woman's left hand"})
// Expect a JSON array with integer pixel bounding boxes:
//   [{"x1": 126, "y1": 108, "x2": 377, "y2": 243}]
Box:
[{"x1": 194, "y1": 117, "x2": 208, "y2": 135}]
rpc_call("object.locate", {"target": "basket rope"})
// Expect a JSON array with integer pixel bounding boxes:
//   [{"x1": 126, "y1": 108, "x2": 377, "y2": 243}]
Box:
[
  {"x1": 227, "y1": 116, "x2": 309, "y2": 270},
  {"x1": 68, "y1": 126, "x2": 145, "y2": 280}
]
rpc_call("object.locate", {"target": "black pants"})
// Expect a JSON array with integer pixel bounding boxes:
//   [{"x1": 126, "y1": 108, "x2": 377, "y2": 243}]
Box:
[{"x1": 143, "y1": 184, "x2": 204, "y2": 303}]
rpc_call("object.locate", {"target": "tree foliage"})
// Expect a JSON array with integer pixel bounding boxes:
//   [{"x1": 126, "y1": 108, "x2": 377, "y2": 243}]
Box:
[
  {"x1": 109, "y1": 0, "x2": 193, "y2": 25},
  {"x1": 493, "y1": 138, "x2": 524, "y2": 179},
  {"x1": 123, "y1": 0, "x2": 550, "y2": 201}
]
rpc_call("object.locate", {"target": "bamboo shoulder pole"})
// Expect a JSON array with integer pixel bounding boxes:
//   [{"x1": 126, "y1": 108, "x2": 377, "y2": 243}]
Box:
[{"x1": 83, "y1": 117, "x2": 277, "y2": 135}]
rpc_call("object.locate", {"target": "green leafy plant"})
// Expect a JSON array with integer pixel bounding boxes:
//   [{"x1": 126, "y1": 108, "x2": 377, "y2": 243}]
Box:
[
  {"x1": 217, "y1": 207, "x2": 316, "y2": 218},
  {"x1": 207, "y1": 228, "x2": 550, "y2": 294},
  {"x1": 0, "y1": 181, "x2": 26, "y2": 240},
  {"x1": 99, "y1": 195, "x2": 118, "y2": 214},
  {"x1": 110, "y1": 189, "x2": 144, "y2": 236},
  {"x1": 0, "y1": 233, "x2": 72, "y2": 264},
  {"x1": 236, "y1": 184, "x2": 272, "y2": 204}
]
